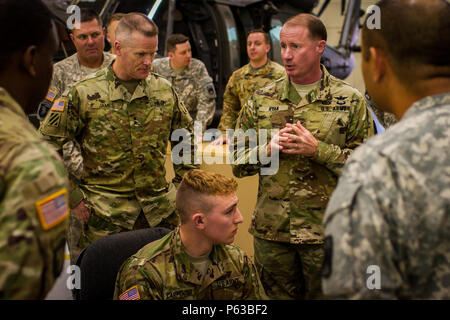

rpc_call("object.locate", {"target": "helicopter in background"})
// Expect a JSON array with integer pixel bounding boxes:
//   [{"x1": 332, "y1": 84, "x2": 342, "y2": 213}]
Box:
[{"x1": 40, "y1": 0, "x2": 366, "y2": 128}]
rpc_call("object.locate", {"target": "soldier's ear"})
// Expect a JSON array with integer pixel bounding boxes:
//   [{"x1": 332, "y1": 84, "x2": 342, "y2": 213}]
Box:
[
  {"x1": 316, "y1": 40, "x2": 326, "y2": 55},
  {"x1": 22, "y1": 45, "x2": 38, "y2": 77},
  {"x1": 192, "y1": 212, "x2": 206, "y2": 230},
  {"x1": 369, "y1": 47, "x2": 386, "y2": 83}
]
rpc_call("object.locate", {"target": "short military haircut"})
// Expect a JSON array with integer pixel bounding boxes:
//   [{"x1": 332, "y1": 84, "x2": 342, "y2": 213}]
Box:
[
  {"x1": 247, "y1": 29, "x2": 271, "y2": 45},
  {"x1": 0, "y1": 0, "x2": 54, "y2": 70},
  {"x1": 284, "y1": 13, "x2": 327, "y2": 41},
  {"x1": 176, "y1": 169, "x2": 238, "y2": 224},
  {"x1": 166, "y1": 34, "x2": 190, "y2": 53},
  {"x1": 107, "y1": 12, "x2": 126, "y2": 28},
  {"x1": 362, "y1": 0, "x2": 450, "y2": 82},
  {"x1": 69, "y1": 7, "x2": 102, "y2": 33},
  {"x1": 115, "y1": 12, "x2": 158, "y2": 43}
]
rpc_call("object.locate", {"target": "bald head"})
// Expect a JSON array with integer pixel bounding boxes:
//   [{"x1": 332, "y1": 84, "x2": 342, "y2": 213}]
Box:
[{"x1": 362, "y1": 0, "x2": 450, "y2": 83}]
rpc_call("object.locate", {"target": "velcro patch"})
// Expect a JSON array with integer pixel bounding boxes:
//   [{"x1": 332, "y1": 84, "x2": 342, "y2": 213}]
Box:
[
  {"x1": 119, "y1": 286, "x2": 140, "y2": 300},
  {"x1": 35, "y1": 189, "x2": 69, "y2": 230},
  {"x1": 259, "y1": 105, "x2": 289, "y2": 112},
  {"x1": 51, "y1": 99, "x2": 66, "y2": 112},
  {"x1": 45, "y1": 89, "x2": 57, "y2": 102},
  {"x1": 47, "y1": 112, "x2": 61, "y2": 127}
]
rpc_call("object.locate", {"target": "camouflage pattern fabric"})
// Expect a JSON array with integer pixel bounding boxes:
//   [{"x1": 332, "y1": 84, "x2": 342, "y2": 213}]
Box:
[
  {"x1": 232, "y1": 65, "x2": 374, "y2": 244},
  {"x1": 0, "y1": 87, "x2": 69, "y2": 299},
  {"x1": 322, "y1": 93, "x2": 450, "y2": 299},
  {"x1": 51, "y1": 52, "x2": 116, "y2": 98},
  {"x1": 39, "y1": 52, "x2": 115, "y2": 264},
  {"x1": 39, "y1": 65, "x2": 198, "y2": 251},
  {"x1": 41, "y1": 52, "x2": 116, "y2": 181},
  {"x1": 152, "y1": 57, "x2": 216, "y2": 130},
  {"x1": 114, "y1": 228, "x2": 268, "y2": 300},
  {"x1": 232, "y1": 65, "x2": 374, "y2": 299},
  {"x1": 254, "y1": 237, "x2": 324, "y2": 300},
  {"x1": 218, "y1": 60, "x2": 285, "y2": 134}
]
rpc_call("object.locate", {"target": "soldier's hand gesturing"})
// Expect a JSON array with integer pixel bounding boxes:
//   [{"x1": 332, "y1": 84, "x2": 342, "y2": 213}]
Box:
[
  {"x1": 280, "y1": 121, "x2": 318, "y2": 156},
  {"x1": 266, "y1": 126, "x2": 292, "y2": 156}
]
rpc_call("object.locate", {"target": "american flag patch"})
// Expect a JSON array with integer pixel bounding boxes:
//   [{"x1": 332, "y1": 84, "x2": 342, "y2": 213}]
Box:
[
  {"x1": 35, "y1": 189, "x2": 69, "y2": 230},
  {"x1": 119, "y1": 286, "x2": 140, "y2": 300},
  {"x1": 51, "y1": 99, "x2": 66, "y2": 112},
  {"x1": 45, "y1": 89, "x2": 56, "y2": 102}
]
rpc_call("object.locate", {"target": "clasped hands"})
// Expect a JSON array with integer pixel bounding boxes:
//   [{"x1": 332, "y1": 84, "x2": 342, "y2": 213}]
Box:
[{"x1": 266, "y1": 121, "x2": 318, "y2": 157}]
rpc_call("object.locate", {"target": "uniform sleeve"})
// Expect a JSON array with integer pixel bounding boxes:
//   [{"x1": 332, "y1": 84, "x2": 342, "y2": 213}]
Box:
[
  {"x1": 0, "y1": 144, "x2": 69, "y2": 299},
  {"x1": 114, "y1": 258, "x2": 163, "y2": 300},
  {"x1": 39, "y1": 87, "x2": 85, "y2": 207},
  {"x1": 169, "y1": 89, "x2": 200, "y2": 185},
  {"x1": 322, "y1": 157, "x2": 402, "y2": 299},
  {"x1": 312, "y1": 94, "x2": 374, "y2": 176},
  {"x1": 241, "y1": 253, "x2": 269, "y2": 300},
  {"x1": 195, "y1": 64, "x2": 216, "y2": 130},
  {"x1": 231, "y1": 97, "x2": 267, "y2": 178},
  {"x1": 217, "y1": 74, "x2": 241, "y2": 135}
]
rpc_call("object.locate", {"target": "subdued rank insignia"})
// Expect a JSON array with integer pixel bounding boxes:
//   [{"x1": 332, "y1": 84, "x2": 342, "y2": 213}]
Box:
[
  {"x1": 45, "y1": 89, "x2": 56, "y2": 102},
  {"x1": 35, "y1": 189, "x2": 69, "y2": 230},
  {"x1": 51, "y1": 99, "x2": 66, "y2": 112},
  {"x1": 47, "y1": 112, "x2": 61, "y2": 127},
  {"x1": 119, "y1": 286, "x2": 140, "y2": 300}
]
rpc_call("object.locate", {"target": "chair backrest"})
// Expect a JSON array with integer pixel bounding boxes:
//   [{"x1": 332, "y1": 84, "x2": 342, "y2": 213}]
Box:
[{"x1": 74, "y1": 227, "x2": 171, "y2": 300}]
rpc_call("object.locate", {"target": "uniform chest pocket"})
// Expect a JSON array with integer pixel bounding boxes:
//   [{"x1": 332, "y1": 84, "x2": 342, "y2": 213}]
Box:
[
  {"x1": 319, "y1": 111, "x2": 350, "y2": 147},
  {"x1": 211, "y1": 275, "x2": 246, "y2": 299},
  {"x1": 85, "y1": 101, "x2": 130, "y2": 150},
  {"x1": 259, "y1": 105, "x2": 293, "y2": 129}
]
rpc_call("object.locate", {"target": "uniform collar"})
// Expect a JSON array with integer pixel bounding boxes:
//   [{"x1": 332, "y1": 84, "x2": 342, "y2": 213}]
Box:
[
  {"x1": 402, "y1": 92, "x2": 450, "y2": 121},
  {"x1": 0, "y1": 87, "x2": 27, "y2": 120},
  {"x1": 279, "y1": 64, "x2": 333, "y2": 105},
  {"x1": 244, "y1": 59, "x2": 272, "y2": 76},
  {"x1": 106, "y1": 64, "x2": 148, "y2": 102},
  {"x1": 171, "y1": 227, "x2": 226, "y2": 286}
]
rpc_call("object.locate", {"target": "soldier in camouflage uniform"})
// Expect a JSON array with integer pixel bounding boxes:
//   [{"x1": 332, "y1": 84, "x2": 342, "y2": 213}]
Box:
[
  {"x1": 0, "y1": 0, "x2": 68, "y2": 299},
  {"x1": 152, "y1": 34, "x2": 216, "y2": 132},
  {"x1": 114, "y1": 170, "x2": 267, "y2": 300},
  {"x1": 38, "y1": 8, "x2": 115, "y2": 265},
  {"x1": 322, "y1": 0, "x2": 450, "y2": 299},
  {"x1": 214, "y1": 29, "x2": 285, "y2": 144},
  {"x1": 40, "y1": 13, "x2": 198, "y2": 261},
  {"x1": 232, "y1": 14, "x2": 374, "y2": 299}
]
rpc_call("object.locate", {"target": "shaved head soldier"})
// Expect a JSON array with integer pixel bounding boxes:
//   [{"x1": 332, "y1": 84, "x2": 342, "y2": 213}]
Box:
[
  {"x1": 40, "y1": 13, "x2": 197, "y2": 264},
  {"x1": 322, "y1": 0, "x2": 450, "y2": 299},
  {"x1": 114, "y1": 169, "x2": 267, "y2": 300},
  {"x1": 0, "y1": 0, "x2": 69, "y2": 299}
]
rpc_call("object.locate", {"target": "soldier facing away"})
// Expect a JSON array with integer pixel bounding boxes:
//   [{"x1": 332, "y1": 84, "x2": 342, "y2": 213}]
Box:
[
  {"x1": 322, "y1": 0, "x2": 450, "y2": 299},
  {"x1": 114, "y1": 169, "x2": 267, "y2": 300},
  {"x1": 0, "y1": 0, "x2": 69, "y2": 299},
  {"x1": 40, "y1": 13, "x2": 198, "y2": 263},
  {"x1": 213, "y1": 29, "x2": 285, "y2": 145},
  {"x1": 151, "y1": 34, "x2": 216, "y2": 133},
  {"x1": 232, "y1": 13, "x2": 374, "y2": 299}
]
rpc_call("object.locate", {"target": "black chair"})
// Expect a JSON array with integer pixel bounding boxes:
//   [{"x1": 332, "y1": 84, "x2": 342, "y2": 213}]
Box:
[{"x1": 74, "y1": 227, "x2": 171, "y2": 300}]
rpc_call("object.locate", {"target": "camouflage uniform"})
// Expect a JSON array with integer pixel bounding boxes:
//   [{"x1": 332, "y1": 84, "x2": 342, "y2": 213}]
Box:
[
  {"x1": 39, "y1": 52, "x2": 115, "y2": 264},
  {"x1": 0, "y1": 87, "x2": 69, "y2": 299},
  {"x1": 232, "y1": 65, "x2": 374, "y2": 299},
  {"x1": 218, "y1": 60, "x2": 285, "y2": 135},
  {"x1": 151, "y1": 57, "x2": 216, "y2": 131},
  {"x1": 114, "y1": 228, "x2": 268, "y2": 300},
  {"x1": 322, "y1": 93, "x2": 450, "y2": 299},
  {"x1": 40, "y1": 65, "x2": 198, "y2": 257}
]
